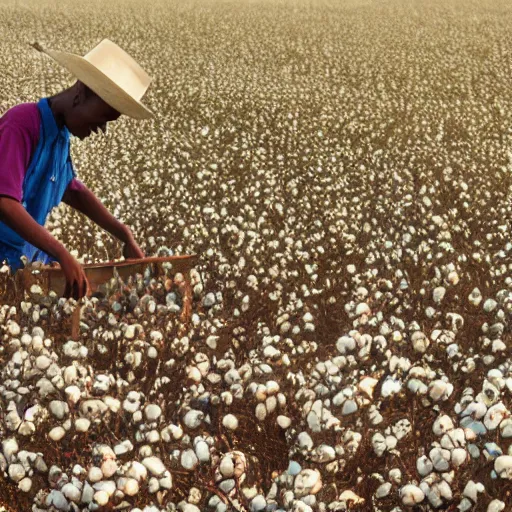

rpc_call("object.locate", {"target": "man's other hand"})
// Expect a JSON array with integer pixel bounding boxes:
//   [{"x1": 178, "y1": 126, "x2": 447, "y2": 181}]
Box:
[{"x1": 122, "y1": 237, "x2": 145, "y2": 260}]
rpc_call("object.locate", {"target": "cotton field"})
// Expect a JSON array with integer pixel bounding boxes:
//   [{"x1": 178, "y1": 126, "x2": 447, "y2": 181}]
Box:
[{"x1": 0, "y1": 0, "x2": 512, "y2": 510}]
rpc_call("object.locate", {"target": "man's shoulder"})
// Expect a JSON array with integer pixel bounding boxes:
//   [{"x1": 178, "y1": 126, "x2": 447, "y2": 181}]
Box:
[
  {"x1": 0, "y1": 103, "x2": 40, "y2": 127},
  {"x1": 0, "y1": 103, "x2": 40, "y2": 144}
]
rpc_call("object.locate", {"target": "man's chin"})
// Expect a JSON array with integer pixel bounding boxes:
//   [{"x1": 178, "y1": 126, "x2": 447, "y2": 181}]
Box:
[{"x1": 71, "y1": 128, "x2": 91, "y2": 140}]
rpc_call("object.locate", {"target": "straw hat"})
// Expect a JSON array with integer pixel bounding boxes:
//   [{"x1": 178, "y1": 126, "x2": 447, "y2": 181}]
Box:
[{"x1": 29, "y1": 39, "x2": 154, "y2": 120}]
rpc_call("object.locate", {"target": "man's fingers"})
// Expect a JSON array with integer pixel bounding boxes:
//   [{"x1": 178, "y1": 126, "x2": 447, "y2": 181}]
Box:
[
  {"x1": 64, "y1": 281, "x2": 71, "y2": 299},
  {"x1": 76, "y1": 276, "x2": 83, "y2": 300},
  {"x1": 72, "y1": 280, "x2": 79, "y2": 301},
  {"x1": 76, "y1": 280, "x2": 83, "y2": 301},
  {"x1": 80, "y1": 275, "x2": 89, "y2": 299}
]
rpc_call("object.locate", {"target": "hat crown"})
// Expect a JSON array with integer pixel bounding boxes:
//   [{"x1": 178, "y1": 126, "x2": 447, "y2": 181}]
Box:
[
  {"x1": 29, "y1": 38, "x2": 154, "y2": 119},
  {"x1": 84, "y1": 39, "x2": 151, "y2": 101}
]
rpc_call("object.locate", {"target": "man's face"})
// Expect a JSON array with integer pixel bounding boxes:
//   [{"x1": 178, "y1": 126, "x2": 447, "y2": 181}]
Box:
[{"x1": 67, "y1": 84, "x2": 121, "y2": 140}]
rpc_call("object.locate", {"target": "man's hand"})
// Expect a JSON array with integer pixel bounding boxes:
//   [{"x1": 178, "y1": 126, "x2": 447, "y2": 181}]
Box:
[
  {"x1": 123, "y1": 236, "x2": 145, "y2": 260},
  {"x1": 59, "y1": 251, "x2": 90, "y2": 300}
]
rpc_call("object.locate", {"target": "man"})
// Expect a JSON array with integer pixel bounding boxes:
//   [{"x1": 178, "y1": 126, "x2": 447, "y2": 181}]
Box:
[{"x1": 0, "y1": 39, "x2": 154, "y2": 300}]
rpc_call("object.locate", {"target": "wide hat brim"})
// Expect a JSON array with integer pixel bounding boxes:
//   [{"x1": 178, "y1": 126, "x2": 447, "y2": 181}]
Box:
[{"x1": 30, "y1": 42, "x2": 155, "y2": 120}]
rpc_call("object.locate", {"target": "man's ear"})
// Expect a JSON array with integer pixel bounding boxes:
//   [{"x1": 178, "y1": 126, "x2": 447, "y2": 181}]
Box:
[{"x1": 73, "y1": 81, "x2": 85, "y2": 107}]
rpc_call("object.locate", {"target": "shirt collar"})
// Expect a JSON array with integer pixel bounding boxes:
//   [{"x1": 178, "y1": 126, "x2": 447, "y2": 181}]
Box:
[{"x1": 42, "y1": 97, "x2": 70, "y2": 141}]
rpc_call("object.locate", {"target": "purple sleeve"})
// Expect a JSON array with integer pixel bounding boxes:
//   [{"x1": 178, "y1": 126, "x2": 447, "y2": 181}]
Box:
[
  {"x1": 0, "y1": 124, "x2": 33, "y2": 202},
  {"x1": 67, "y1": 178, "x2": 86, "y2": 193}
]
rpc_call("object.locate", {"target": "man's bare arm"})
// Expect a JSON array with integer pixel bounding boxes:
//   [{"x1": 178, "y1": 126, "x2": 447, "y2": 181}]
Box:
[
  {"x1": 0, "y1": 196, "x2": 88, "y2": 299},
  {"x1": 0, "y1": 196, "x2": 67, "y2": 261},
  {"x1": 62, "y1": 184, "x2": 132, "y2": 243},
  {"x1": 62, "y1": 184, "x2": 144, "y2": 259}
]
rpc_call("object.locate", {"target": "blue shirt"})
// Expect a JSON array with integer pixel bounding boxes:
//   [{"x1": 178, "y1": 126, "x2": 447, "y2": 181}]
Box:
[{"x1": 0, "y1": 97, "x2": 76, "y2": 272}]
